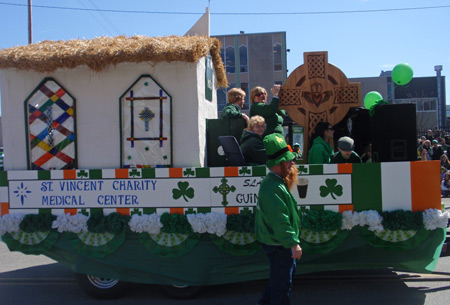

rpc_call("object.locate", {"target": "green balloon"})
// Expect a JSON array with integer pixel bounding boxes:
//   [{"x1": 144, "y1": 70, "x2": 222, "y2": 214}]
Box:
[
  {"x1": 392, "y1": 63, "x2": 414, "y2": 85},
  {"x1": 364, "y1": 91, "x2": 383, "y2": 109}
]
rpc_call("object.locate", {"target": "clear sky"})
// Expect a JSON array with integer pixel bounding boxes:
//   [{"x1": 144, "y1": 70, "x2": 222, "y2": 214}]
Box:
[{"x1": 0, "y1": 0, "x2": 449, "y2": 109}]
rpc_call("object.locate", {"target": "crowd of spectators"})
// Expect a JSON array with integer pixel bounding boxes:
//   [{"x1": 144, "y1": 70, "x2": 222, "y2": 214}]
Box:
[{"x1": 420, "y1": 129, "x2": 450, "y2": 197}]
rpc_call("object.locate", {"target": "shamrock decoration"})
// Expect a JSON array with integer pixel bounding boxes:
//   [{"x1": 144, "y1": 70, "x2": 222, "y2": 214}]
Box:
[
  {"x1": 129, "y1": 169, "x2": 141, "y2": 177},
  {"x1": 297, "y1": 165, "x2": 308, "y2": 174},
  {"x1": 183, "y1": 168, "x2": 195, "y2": 177},
  {"x1": 172, "y1": 181, "x2": 195, "y2": 202},
  {"x1": 319, "y1": 178, "x2": 343, "y2": 200},
  {"x1": 239, "y1": 167, "x2": 251, "y2": 175},
  {"x1": 131, "y1": 208, "x2": 142, "y2": 216},
  {"x1": 77, "y1": 170, "x2": 88, "y2": 178}
]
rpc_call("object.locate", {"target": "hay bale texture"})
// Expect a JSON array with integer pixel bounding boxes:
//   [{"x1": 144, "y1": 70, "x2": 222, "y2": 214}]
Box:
[{"x1": 0, "y1": 35, "x2": 227, "y2": 87}]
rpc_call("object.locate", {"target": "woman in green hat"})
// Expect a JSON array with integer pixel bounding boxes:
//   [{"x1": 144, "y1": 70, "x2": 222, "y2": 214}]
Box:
[{"x1": 255, "y1": 133, "x2": 302, "y2": 305}]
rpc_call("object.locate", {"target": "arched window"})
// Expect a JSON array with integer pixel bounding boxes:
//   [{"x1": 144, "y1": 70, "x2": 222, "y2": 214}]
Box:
[
  {"x1": 120, "y1": 75, "x2": 172, "y2": 168},
  {"x1": 239, "y1": 45, "x2": 248, "y2": 73},
  {"x1": 225, "y1": 45, "x2": 235, "y2": 73},
  {"x1": 25, "y1": 78, "x2": 76, "y2": 170},
  {"x1": 273, "y1": 43, "x2": 282, "y2": 71}
]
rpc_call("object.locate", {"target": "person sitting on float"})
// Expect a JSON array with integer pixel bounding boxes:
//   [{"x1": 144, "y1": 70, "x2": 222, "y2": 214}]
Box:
[
  {"x1": 292, "y1": 143, "x2": 302, "y2": 160},
  {"x1": 330, "y1": 136, "x2": 362, "y2": 164},
  {"x1": 239, "y1": 115, "x2": 268, "y2": 166},
  {"x1": 307, "y1": 122, "x2": 334, "y2": 164},
  {"x1": 249, "y1": 84, "x2": 285, "y2": 137},
  {"x1": 221, "y1": 88, "x2": 249, "y2": 124}
]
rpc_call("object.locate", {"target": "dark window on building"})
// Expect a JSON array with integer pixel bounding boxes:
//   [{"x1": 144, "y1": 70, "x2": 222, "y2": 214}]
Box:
[
  {"x1": 226, "y1": 46, "x2": 235, "y2": 73},
  {"x1": 239, "y1": 45, "x2": 248, "y2": 73},
  {"x1": 273, "y1": 43, "x2": 282, "y2": 71}
]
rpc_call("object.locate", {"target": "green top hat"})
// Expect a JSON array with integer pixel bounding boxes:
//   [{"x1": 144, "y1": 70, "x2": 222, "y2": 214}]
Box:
[{"x1": 263, "y1": 134, "x2": 297, "y2": 168}]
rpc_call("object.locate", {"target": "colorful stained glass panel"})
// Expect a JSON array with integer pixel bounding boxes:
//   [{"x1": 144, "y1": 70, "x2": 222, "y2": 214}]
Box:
[{"x1": 26, "y1": 79, "x2": 76, "y2": 170}]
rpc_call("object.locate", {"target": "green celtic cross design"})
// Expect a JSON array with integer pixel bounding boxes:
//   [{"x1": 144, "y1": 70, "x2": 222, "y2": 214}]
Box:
[{"x1": 213, "y1": 177, "x2": 236, "y2": 207}]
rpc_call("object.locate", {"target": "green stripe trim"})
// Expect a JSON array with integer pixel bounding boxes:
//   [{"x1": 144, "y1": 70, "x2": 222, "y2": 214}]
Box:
[
  {"x1": 309, "y1": 165, "x2": 323, "y2": 175},
  {"x1": 142, "y1": 168, "x2": 155, "y2": 178},
  {"x1": 89, "y1": 169, "x2": 102, "y2": 179},
  {"x1": 352, "y1": 163, "x2": 382, "y2": 212},
  {"x1": 143, "y1": 208, "x2": 157, "y2": 215},
  {"x1": 252, "y1": 166, "x2": 266, "y2": 176},
  {"x1": 197, "y1": 207, "x2": 211, "y2": 214},
  {"x1": 310, "y1": 205, "x2": 325, "y2": 211},
  {"x1": 195, "y1": 168, "x2": 210, "y2": 178},
  {"x1": 0, "y1": 171, "x2": 8, "y2": 186},
  {"x1": 38, "y1": 170, "x2": 51, "y2": 180}
]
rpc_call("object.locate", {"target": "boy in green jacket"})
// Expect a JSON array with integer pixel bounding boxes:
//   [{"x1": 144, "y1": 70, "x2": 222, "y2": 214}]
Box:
[
  {"x1": 221, "y1": 88, "x2": 249, "y2": 124},
  {"x1": 255, "y1": 133, "x2": 302, "y2": 305}
]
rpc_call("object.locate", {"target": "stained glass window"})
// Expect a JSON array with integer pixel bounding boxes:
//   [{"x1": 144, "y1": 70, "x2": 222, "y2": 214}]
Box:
[
  {"x1": 120, "y1": 75, "x2": 172, "y2": 168},
  {"x1": 25, "y1": 78, "x2": 76, "y2": 170}
]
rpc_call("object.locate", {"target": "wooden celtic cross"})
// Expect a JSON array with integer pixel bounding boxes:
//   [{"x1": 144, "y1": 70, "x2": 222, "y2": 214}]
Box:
[{"x1": 279, "y1": 51, "x2": 362, "y2": 161}]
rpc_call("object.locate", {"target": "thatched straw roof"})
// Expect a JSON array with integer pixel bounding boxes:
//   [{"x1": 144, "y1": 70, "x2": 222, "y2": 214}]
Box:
[{"x1": 0, "y1": 35, "x2": 227, "y2": 87}]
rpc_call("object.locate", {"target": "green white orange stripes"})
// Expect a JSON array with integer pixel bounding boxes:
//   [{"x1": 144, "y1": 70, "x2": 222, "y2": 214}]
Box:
[{"x1": 0, "y1": 162, "x2": 441, "y2": 216}]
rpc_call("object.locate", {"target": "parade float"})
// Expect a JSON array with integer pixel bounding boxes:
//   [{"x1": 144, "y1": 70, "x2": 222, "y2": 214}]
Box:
[{"x1": 0, "y1": 36, "x2": 448, "y2": 299}]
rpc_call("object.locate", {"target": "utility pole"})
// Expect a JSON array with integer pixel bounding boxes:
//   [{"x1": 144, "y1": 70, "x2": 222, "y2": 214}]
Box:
[{"x1": 28, "y1": 0, "x2": 32, "y2": 44}]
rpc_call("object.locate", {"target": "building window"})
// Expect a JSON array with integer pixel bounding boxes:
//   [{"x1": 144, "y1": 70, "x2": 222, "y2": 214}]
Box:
[
  {"x1": 398, "y1": 98, "x2": 437, "y2": 112},
  {"x1": 225, "y1": 45, "x2": 235, "y2": 73},
  {"x1": 423, "y1": 100, "x2": 436, "y2": 111},
  {"x1": 273, "y1": 43, "x2": 282, "y2": 71},
  {"x1": 239, "y1": 45, "x2": 248, "y2": 73}
]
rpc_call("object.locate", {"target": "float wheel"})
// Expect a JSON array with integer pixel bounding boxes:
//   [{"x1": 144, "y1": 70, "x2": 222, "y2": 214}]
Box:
[{"x1": 75, "y1": 273, "x2": 127, "y2": 299}]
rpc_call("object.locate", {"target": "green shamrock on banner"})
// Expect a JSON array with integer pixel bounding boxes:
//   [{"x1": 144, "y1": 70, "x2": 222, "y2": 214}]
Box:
[
  {"x1": 297, "y1": 165, "x2": 308, "y2": 174},
  {"x1": 319, "y1": 178, "x2": 343, "y2": 200},
  {"x1": 77, "y1": 170, "x2": 88, "y2": 178},
  {"x1": 129, "y1": 169, "x2": 141, "y2": 177},
  {"x1": 172, "y1": 181, "x2": 195, "y2": 202},
  {"x1": 183, "y1": 168, "x2": 195, "y2": 177}
]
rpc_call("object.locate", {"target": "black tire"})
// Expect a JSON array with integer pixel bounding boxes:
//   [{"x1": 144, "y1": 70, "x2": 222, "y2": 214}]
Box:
[
  {"x1": 159, "y1": 284, "x2": 202, "y2": 299},
  {"x1": 75, "y1": 273, "x2": 127, "y2": 300}
]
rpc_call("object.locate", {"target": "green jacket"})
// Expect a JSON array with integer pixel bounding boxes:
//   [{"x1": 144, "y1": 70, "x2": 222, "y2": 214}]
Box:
[
  {"x1": 330, "y1": 151, "x2": 362, "y2": 164},
  {"x1": 307, "y1": 136, "x2": 334, "y2": 164},
  {"x1": 250, "y1": 97, "x2": 286, "y2": 137},
  {"x1": 221, "y1": 103, "x2": 243, "y2": 119},
  {"x1": 255, "y1": 172, "x2": 301, "y2": 248},
  {"x1": 239, "y1": 129, "x2": 268, "y2": 165}
]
